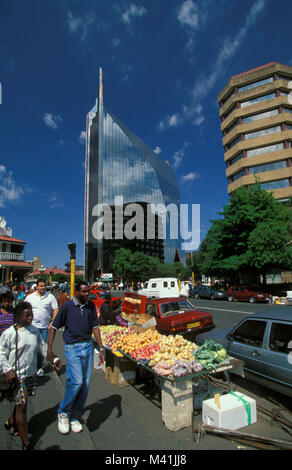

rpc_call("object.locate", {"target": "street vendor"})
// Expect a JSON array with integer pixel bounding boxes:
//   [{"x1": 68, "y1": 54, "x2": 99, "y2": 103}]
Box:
[{"x1": 99, "y1": 294, "x2": 120, "y2": 326}]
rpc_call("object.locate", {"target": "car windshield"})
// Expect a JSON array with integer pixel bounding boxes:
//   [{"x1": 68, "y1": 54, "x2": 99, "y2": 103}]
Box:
[{"x1": 160, "y1": 300, "x2": 194, "y2": 317}]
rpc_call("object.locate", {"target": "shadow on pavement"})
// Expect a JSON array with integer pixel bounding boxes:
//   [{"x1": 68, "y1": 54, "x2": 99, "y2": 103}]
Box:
[
  {"x1": 28, "y1": 403, "x2": 59, "y2": 449},
  {"x1": 84, "y1": 394, "x2": 122, "y2": 432}
]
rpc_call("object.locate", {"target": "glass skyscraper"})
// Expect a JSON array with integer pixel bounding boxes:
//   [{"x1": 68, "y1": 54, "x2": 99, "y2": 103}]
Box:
[{"x1": 84, "y1": 69, "x2": 182, "y2": 281}]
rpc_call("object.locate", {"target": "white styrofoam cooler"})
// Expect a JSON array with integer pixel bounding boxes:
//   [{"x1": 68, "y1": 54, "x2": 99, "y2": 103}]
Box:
[{"x1": 202, "y1": 392, "x2": 257, "y2": 430}]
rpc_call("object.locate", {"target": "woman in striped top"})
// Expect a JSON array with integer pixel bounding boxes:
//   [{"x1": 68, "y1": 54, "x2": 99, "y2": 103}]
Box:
[{"x1": 0, "y1": 292, "x2": 14, "y2": 337}]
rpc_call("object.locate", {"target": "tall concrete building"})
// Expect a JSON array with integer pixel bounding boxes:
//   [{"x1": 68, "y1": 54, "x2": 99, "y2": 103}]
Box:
[
  {"x1": 84, "y1": 70, "x2": 182, "y2": 281},
  {"x1": 218, "y1": 62, "x2": 292, "y2": 201}
]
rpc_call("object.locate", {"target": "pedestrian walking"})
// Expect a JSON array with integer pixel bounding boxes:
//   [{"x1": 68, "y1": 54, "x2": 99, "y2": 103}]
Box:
[
  {"x1": 0, "y1": 292, "x2": 15, "y2": 337},
  {"x1": 25, "y1": 279, "x2": 58, "y2": 377},
  {"x1": 0, "y1": 301, "x2": 46, "y2": 450},
  {"x1": 47, "y1": 281, "x2": 104, "y2": 435},
  {"x1": 57, "y1": 288, "x2": 69, "y2": 308},
  {"x1": 99, "y1": 293, "x2": 118, "y2": 325}
]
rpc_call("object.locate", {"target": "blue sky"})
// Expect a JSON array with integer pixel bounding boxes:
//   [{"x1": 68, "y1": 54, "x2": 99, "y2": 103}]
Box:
[{"x1": 1, "y1": 0, "x2": 292, "y2": 268}]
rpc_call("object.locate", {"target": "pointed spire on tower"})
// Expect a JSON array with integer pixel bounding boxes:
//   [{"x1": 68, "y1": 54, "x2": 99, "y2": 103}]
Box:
[{"x1": 99, "y1": 67, "x2": 103, "y2": 106}]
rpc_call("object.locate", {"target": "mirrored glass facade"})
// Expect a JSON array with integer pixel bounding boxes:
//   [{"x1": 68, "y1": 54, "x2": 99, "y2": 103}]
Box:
[{"x1": 84, "y1": 79, "x2": 182, "y2": 281}]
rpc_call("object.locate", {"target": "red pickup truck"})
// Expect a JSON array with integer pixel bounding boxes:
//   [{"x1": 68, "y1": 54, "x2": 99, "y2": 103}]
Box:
[{"x1": 122, "y1": 293, "x2": 214, "y2": 338}]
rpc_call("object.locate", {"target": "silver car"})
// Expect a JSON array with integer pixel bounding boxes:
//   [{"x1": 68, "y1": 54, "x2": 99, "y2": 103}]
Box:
[{"x1": 196, "y1": 307, "x2": 292, "y2": 397}]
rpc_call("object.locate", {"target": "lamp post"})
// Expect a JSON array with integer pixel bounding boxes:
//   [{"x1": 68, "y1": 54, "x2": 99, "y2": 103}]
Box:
[{"x1": 68, "y1": 243, "x2": 76, "y2": 299}]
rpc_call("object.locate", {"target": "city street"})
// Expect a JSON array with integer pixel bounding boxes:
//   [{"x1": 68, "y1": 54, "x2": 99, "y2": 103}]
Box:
[{"x1": 1, "y1": 295, "x2": 292, "y2": 453}]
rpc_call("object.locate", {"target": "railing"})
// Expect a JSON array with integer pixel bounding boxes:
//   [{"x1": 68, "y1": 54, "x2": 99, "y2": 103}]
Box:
[{"x1": 0, "y1": 252, "x2": 25, "y2": 262}]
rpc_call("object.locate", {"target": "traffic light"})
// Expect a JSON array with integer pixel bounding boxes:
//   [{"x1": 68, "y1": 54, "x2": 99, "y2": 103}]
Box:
[{"x1": 68, "y1": 243, "x2": 76, "y2": 260}]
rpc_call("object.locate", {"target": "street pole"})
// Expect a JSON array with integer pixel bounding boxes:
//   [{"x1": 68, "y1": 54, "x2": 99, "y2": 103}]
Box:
[
  {"x1": 68, "y1": 243, "x2": 76, "y2": 299},
  {"x1": 192, "y1": 271, "x2": 195, "y2": 288}
]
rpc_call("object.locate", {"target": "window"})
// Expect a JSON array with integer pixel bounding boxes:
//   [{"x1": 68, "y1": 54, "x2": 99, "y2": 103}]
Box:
[
  {"x1": 151, "y1": 283, "x2": 157, "y2": 288},
  {"x1": 242, "y1": 109, "x2": 279, "y2": 124},
  {"x1": 249, "y1": 160, "x2": 287, "y2": 175},
  {"x1": 282, "y1": 107, "x2": 292, "y2": 114},
  {"x1": 241, "y1": 93, "x2": 275, "y2": 108},
  {"x1": 225, "y1": 120, "x2": 239, "y2": 134},
  {"x1": 170, "y1": 281, "x2": 175, "y2": 287},
  {"x1": 245, "y1": 126, "x2": 281, "y2": 141},
  {"x1": 232, "y1": 320, "x2": 267, "y2": 348},
  {"x1": 144, "y1": 282, "x2": 148, "y2": 289},
  {"x1": 260, "y1": 179, "x2": 290, "y2": 190},
  {"x1": 146, "y1": 304, "x2": 157, "y2": 317},
  {"x1": 228, "y1": 136, "x2": 241, "y2": 149},
  {"x1": 246, "y1": 143, "x2": 285, "y2": 158},
  {"x1": 229, "y1": 152, "x2": 244, "y2": 166},
  {"x1": 163, "y1": 281, "x2": 168, "y2": 288},
  {"x1": 277, "y1": 74, "x2": 292, "y2": 82},
  {"x1": 159, "y1": 299, "x2": 193, "y2": 317},
  {"x1": 232, "y1": 169, "x2": 245, "y2": 182},
  {"x1": 223, "y1": 104, "x2": 237, "y2": 119},
  {"x1": 238, "y1": 77, "x2": 273, "y2": 92},
  {"x1": 269, "y1": 322, "x2": 292, "y2": 354}
]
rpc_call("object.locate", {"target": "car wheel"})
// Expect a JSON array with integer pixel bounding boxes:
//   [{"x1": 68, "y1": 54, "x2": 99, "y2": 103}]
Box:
[
  {"x1": 227, "y1": 296, "x2": 234, "y2": 302},
  {"x1": 249, "y1": 296, "x2": 256, "y2": 304},
  {"x1": 194, "y1": 294, "x2": 199, "y2": 299}
]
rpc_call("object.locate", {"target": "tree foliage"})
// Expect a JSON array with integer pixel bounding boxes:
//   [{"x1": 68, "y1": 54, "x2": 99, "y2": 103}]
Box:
[
  {"x1": 112, "y1": 248, "x2": 188, "y2": 282},
  {"x1": 199, "y1": 184, "x2": 292, "y2": 283}
]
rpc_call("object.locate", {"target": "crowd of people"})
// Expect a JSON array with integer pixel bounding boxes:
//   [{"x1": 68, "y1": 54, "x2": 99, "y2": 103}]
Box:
[{"x1": 0, "y1": 279, "x2": 105, "y2": 450}]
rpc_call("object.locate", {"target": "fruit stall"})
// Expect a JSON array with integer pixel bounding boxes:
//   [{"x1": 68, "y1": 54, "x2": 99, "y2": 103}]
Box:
[{"x1": 97, "y1": 322, "x2": 244, "y2": 432}]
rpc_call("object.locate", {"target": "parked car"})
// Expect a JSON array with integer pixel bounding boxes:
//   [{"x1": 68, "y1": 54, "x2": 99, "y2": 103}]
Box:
[
  {"x1": 89, "y1": 290, "x2": 121, "y2": 310},
  {"x1": 189, "y1": 285, "x2": 227, "y2": 300},
  {"x1": 227, "y1": 286, "x2": 272, "y2": 303},
  {"x1": 144, "y1": 297, "x2": 215, "y2": 337},
  {"x1": 138, "y1": 278, "x2": 180, "y2": 298},
  {"x1": 195, "y1": 307, "x2": 292, "y2": 397}
]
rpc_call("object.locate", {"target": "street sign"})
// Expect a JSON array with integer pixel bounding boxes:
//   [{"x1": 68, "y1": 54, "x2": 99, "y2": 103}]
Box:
[{"x1": 101, "y1": 273, "x2": 113, "y2": 281}]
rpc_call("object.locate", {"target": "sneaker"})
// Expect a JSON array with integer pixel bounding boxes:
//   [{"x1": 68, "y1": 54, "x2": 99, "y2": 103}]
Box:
[
  {"x1": 70, "y1": 419, "x2": 83, "y2": 433},
  {"x1": 37, "y1": 368, "x2": 44, "y2": 377},
  {"x1": 58, "y1": 413, "x2": 70, "y2": 434}
]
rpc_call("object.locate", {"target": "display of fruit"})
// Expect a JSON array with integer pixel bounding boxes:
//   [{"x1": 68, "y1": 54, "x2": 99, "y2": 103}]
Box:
[
  {"x1": 99, "y1": 325, "x2": 128, "y2": 344},
  {"x1": 105, "y1": 328, "x2": 136, "y2": 352},
  {"x1": 131, "y1": 343, "x2": 160, "y2": 361},
  {"x1": 118, "y1": 329, "x2": 161, "y2": 355},
  {"x1": 149, "y1": 335, "x2": 198, "y2": 367}
]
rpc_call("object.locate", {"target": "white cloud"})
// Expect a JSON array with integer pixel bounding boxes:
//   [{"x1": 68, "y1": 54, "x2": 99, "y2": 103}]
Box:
[
  {"x1": 48, "y1": 191, "x2": 64, "y2": 210},
  {"x1": 121, "y1": 3, "x2": 147, "y2": 24},
  {"x1": 177, "y1": 0, "x2": 199, "y2": 29},
  {"x1": 43, "y1": 113, "x2": 62, "y2": 130},
  {"x1": 191, "y1": 0, "x2": 266, "y2": 102},
  {"x1": 79, "y1": 130, "x2": 86, "y2": 144},
  {"x1": 181, "y1": 172, "x2": 199, "y2": 183},
  {"x1": 160, "y1": 0, "x2": 267, "y2": 131},
  {"x1": 153, "y1": 146, "x2": 162, "y2": 154},
  {"x1": 67, "y1": 11, "x2": 97, "y2": 41},
  {"x1": 172, "y1": 142, "x2": 190, "y2": 169},
  {"x1": 0, "y1": 166, "x2": 25, "y2": 208}
]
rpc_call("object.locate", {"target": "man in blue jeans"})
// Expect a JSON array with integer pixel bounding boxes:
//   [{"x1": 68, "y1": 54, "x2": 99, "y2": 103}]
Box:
[{"x1": 47, "y1": 281, "x2": 104, "y2": 434}]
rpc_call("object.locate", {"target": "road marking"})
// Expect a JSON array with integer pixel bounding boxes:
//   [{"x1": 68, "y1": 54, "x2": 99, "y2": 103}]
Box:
[{"x1": 196, "y1": 306, "x2": 255, "y2": 315}]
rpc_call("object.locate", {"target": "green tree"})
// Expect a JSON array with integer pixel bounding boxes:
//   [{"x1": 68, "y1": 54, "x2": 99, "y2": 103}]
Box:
[{"x1": 199, "y1": 183, "x2": 292, "y2": 283}]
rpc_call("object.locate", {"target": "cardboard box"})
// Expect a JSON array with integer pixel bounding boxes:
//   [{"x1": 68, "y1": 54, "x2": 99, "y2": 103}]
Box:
[
  {"x1": 202, "y1": 392, "x2": 257, "y2": 430},
  {"x1": 105, "y1": 350, "x2": 136, "y2": 387}
]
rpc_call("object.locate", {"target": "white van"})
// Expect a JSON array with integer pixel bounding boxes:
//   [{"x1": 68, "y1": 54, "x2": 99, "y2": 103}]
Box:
[{"x1": 138, "y1": 278, "x2": 180, "y2": 298}]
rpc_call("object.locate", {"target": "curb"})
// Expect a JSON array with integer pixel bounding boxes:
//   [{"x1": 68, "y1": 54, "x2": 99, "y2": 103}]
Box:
[{"x1": 50, "y1": 366, "x2": 97, "y2": 451}]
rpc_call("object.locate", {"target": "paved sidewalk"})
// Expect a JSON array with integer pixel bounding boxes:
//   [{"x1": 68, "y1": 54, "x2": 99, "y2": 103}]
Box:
[{"x1": 0, "y1": 330, "x2": 96, "y2": 451}]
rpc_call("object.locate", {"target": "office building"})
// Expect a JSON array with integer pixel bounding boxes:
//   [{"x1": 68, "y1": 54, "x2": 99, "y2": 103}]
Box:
[
  {"x1": 84, "y1": 70, "x2": 182, "y2": 281},
  {"x1": 218, "y1": 62, "x2": 292, "y2": 201}
]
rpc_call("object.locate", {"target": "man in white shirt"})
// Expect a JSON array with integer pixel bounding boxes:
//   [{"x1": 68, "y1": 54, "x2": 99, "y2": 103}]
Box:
[{"x1": 25, "y1": 279, "x2": 58, "y2": 376}]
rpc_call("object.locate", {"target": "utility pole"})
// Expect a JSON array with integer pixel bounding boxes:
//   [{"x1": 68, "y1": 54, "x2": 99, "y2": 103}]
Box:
[{"x1": 68, "y1": 243, "x2": 76, "y2": 299}]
